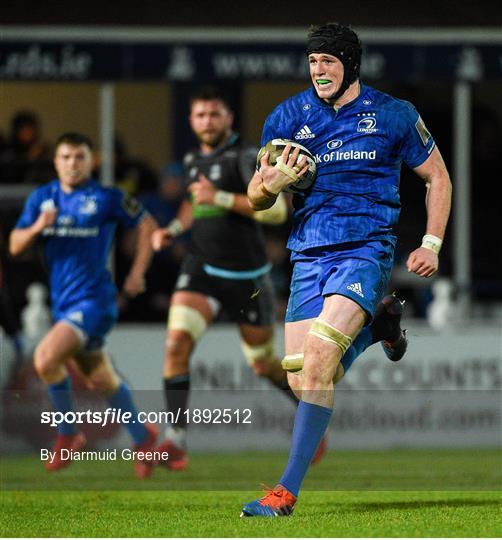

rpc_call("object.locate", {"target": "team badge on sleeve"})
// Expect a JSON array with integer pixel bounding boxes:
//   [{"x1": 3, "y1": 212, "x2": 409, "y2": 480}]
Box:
[
  {"x1": 415, "y1": 116, "x2": 431, "y2": 146},
  {"x1": 121, "y1": 193, "x2": 142, "y2": 217}
]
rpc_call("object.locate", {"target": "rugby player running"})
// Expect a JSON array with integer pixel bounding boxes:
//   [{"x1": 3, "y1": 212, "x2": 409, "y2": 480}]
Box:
[
  {"x1": 10, "y1": 133, "x2": 159, "y2": 478},
  {"x1": 241, "y1": 23, "x2": 452, "y2": 516}
]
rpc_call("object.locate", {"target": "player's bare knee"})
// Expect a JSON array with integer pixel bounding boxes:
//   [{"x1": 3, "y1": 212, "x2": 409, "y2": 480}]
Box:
[
  {"x1": 165, "y1": 330, "x2": 192, "y2": 369},
  {"x1": 33, "y1": 344, "x2": 60, "y2": 378},
  {"x1": 302, "y1": 318, "x2": 352, "y2": 386}
]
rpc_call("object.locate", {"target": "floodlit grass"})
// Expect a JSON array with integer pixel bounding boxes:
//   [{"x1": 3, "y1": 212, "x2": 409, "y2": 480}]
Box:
[{"x1": 1, "y1": 449, "x2": 501, "y2": 537}]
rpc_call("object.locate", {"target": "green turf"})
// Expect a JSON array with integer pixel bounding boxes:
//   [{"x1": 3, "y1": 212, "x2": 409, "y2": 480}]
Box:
[
  {"x1": 1, "y1": 450, "x2": 501, "y2": 537},
  {"x1": 1, "y1": 448, "x2": 500, "y2": 491}
]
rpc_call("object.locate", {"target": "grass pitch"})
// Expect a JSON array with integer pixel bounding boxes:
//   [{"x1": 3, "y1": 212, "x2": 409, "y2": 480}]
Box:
[{"x1": 1, "y1": 449, "x2": 501, "y2": 537}]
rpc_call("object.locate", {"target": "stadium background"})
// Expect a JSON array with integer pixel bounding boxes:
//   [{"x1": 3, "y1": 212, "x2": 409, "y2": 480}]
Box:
[{"x1": 0, "y1": 2, "x2": 501, "y2": 531}]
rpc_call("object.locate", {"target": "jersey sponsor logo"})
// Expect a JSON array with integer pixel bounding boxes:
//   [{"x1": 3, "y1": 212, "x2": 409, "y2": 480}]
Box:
[
  {"x1": 121, "y1": 193, "x2": 142, "y2": 218},
  {"x1": 314, "y1": 149, "x2": 376, "y2": 163},
  {"x1": 294, "y1": 125, "x2": 315, "y2": 140},
  {"x1": 415, "y1": 116, "x2": 432, "y2": 146},
  {"x1": 79, "y1": 197, "x2": 97, "y2": 215},
  {"x1": 42, "y1": 226, "x2": 99, "y2": 237},
  {"x1": 57, "y1": 215, "x2": 74, "y2": 226},
  {"x1": 357, "y1": 113, "x2": 378, "y2": 133},
  {"x1": 347, "y1": 282, "x2": 364, "y2": 297},
  {"x1": 327, "y1": 139, "x2": 343, "y2": 150}
]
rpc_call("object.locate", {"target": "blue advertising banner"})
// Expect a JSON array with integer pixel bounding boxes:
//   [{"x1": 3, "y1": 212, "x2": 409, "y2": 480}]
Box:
[{"x1": 1, "y1": 41, "x2": 501, "y2": 82}]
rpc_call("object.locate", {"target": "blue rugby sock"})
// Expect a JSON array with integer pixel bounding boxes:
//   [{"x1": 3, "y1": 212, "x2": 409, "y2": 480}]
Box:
[
  {"x1": 341, "y1": 326, "x2": 373, "y2": 372},
  {"x1": 279, "y1": 400, "x2": 332, "y2": 497},
  {"x1": 107, "y1": 383, "x2": 148, "y2": 444},
  {"x1": 48, "y1": 377, "x2": 77, "y2": 435}
]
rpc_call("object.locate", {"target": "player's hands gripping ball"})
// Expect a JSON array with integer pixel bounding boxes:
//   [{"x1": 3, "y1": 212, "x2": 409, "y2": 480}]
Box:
[{"x1": 256, "y1": 138, "x2": 317, "y2": 195}]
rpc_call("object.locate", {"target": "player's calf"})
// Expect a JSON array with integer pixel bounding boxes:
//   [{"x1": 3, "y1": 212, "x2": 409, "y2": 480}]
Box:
[{"x1": 82, "y1": 355, "x2": 121, "y2": 394}]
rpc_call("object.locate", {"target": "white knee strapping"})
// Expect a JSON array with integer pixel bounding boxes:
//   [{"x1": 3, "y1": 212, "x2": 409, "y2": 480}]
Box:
[
  {"x1": 241, "y1": 337, "x2": 276, "y2": 366},
  {"x1": 168, "y1": 305, "x2": 208, "y2": 342},
  {"x1": 308, "y1": 318, "x2": 352, "y2": 355}
]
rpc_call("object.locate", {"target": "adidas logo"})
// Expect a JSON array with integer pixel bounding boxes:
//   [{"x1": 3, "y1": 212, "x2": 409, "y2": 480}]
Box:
[
  {"x1": 295, "y1": 125, "x2": 315, "y2": 140},
  {"x1": 347, "y1": 282, "x2": 364, "y2": 297}
]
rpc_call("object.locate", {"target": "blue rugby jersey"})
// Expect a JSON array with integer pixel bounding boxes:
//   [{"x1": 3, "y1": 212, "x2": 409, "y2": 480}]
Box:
[
  {"x1": 261, "y1": 84, "x2": 435, "y2": 252},
  {"x1": 15, "y1": 179, "x2": 147, "y2": 311}
]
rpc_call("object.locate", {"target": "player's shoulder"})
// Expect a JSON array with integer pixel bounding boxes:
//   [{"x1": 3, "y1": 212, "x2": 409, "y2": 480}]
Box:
[
  {"x1": 88, "y1": 182, "x2": 132, "y2": 209},
  {"x1": 364, "y1": 84, "x2": 417, "y2": 115},
  {"x1": 33, "y1": 178, "x2": 59, "y2": 195},
  {"x1": 26, "y1": 179, "x2": 59, "y2": 203},
  {"x1": 91, "y1": 181, "x2": 123, "y2": 199},
  {"x1": 268, "y1": 87, "x2": 313, "y2": 119},
  {"x1": 94, "y1": 183, "x2": 144, "y2": 217}
]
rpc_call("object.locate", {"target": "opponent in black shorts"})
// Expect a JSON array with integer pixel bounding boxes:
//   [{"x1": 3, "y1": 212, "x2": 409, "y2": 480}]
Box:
[{"x1": 151, "y1": 87, "x2": 323, "y2": 470}]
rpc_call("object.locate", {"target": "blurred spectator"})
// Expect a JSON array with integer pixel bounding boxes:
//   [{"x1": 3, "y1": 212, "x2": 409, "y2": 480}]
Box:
[
  {"x1": 93, "y1": 136, "x2": 157, "y2": 196},
  {"x1": 140, "y1": 162, "x2": 185, "y2": 225},
  {"x1": 0, "y1": 229, "x2": 25, "y2": 362},
  {"x1": 0, "y1": 111, "x2": 53, "y2": 184}
]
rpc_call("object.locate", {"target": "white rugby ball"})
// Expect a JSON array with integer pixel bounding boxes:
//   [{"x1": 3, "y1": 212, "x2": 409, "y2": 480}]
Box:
[{"x1": 256, "y1": 138, "x2": 317, "y2": 194}]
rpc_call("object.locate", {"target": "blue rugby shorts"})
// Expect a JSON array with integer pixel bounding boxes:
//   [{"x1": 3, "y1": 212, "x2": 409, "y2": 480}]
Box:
[
  {"x1": 285, "y1": 239, "x2": 394, "y2": 324},
  {"x1": 54, "y1": 298, "x2": 118, "y2": 352}
]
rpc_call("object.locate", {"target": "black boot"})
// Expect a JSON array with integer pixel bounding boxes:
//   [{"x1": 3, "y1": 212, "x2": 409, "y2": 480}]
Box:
[{"x1": 371, "y1": 293, "x2": 408, "y2": 362}]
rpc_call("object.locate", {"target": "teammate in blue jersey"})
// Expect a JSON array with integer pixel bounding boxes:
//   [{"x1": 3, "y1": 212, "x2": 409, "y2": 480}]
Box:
[
  {"x1": 242, "y1": 23, "x2": 452, "y2": 516},
  {"x1": 9, "y1": 132, "x2": 159, "y2": 478}
]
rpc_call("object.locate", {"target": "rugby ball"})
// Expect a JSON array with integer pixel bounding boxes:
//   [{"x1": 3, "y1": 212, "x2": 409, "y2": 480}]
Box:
[{"x1": 256, "y1": 138, "x2": 317, "y2": 194}]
